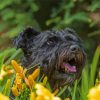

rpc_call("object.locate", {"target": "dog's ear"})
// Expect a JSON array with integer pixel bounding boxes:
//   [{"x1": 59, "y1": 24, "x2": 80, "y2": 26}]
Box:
[{"x1": 13, "y1": 26, "x2": 39, "y2": 49}]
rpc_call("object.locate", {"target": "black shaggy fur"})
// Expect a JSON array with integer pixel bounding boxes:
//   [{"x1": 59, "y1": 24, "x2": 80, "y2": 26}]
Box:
[{"x1": 13, "y1": 27, "x2": 86, "y2": 87}]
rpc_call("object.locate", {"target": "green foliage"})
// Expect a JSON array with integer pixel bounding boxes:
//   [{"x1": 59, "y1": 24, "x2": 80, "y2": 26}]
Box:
[
  {"x1": 88, "y1": 0, "x2": 100, "y2": 12},
  {"x1": 90, "y1": 46, "x2": 100, "y2": 87},
  {"x1": 46, "y1": 0, "x2": 100, "y2": 29},
  {"x1": 0, "y1": 0, "x2": 40, "y2": 38},
  {"x1": 0, "y1": 48, "x2": 21, "y2": 93},
  {"x1": 15, "y1": 84, "x2": 30, "y2": 100}
]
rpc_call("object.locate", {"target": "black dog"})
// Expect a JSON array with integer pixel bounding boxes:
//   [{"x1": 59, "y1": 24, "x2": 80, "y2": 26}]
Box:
[{"x1": 13, "y1": 27, "x2": 86, "y2": 87}]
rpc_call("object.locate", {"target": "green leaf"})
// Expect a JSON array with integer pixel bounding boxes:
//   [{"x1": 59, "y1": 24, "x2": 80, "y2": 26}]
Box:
[
  {"x1": 90, "y1": 46, "x2": 100, "y2": 87},
  {"x1": 72, "y1": 80, "x2": 78, "y2": 100},
  {"x1": 30, "y1": 3, "x2": 39, "y2": 12},
  {"x1": 0, "y1": 0, "x2": 14, "y2": 10},
  {"x1": 1, "y1": 9, "x2": 15, "y2": 21},
  {"x1": 81, "y1": 66, "x2": 89, "y2": 100},
  {"x1": 88, "y1": 0, "x2": 100, "y2": 12},
  {"x1": 57, "y1": 85, "x2": 68, "y2": 96}
]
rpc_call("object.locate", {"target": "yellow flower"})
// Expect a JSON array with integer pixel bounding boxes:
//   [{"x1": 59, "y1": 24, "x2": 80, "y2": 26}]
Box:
[
  {"x1": 11, "y1": 60, "x2": 61, "y2": 100},
  {"x1": 0, "y1": 65, "x2": 7, "y2": 80},
  {"x1": 14, "y1": 73, "x2": 22, "y2": 84},
  {"x1": 24, "y1": 77, "x2": 31, "y2": 89},
  {"x1": 64, "y1": 98, "x2": 70, "y2": 100},
  {"x1": 11, "y1": 60, "x2": 24, "y2": 78},
  {"x1": 11, "y1": 60, "x2": 40, "y2": 89},
  {"x1": 35, "y1": 84, "x2": 61, "y2": 100},
  {"x1": 0, "y1": 65, "x2": 14, "y2": 81},
  {"x1": 14, "y1": 73, "x2": 22, "y2": 91},
  {"x1": 27, "y1": 68, "x2": 39, "y2": 89},
  {"x1": 88, "y1": 84, "x2": 100, "y2": 100},
  {"x1": 35, "y1": 84, "x2": 52, "y2": 99},
  {"x1": 53, "y1": 97, "x2": 61, "y2": 100},
  {"x1": 0, "y1": 93, "x2": 9, "y2": 100},
  {"x1": 30, "y1": 92, "x2": 36, "y2": 100},
  {"x1": 31, "y1": 68, "x2": 40, "y2": 80},
  {"x1": 11, "y1": 85, "x2": 19, "y2": 96},
  {"x1": 53, "y1": 89, "x2": 59, "y2": 96},
  {"x1": 11, "y1": 60, "x2": 20, "y2": 72},
  {"x1": 28, "y1": 75, "x2": 36, "y2": 88},
  {"x1": 36, "y1": 95, "x2": 45, "y2": 100},
  {"x1": 42, "y1": 76, "x2": 48, "y2": 86},
  {"x1": 95, "y1": 79, "x2": 100, "y2": 86},
  {"x1": 11, "y1": 60, "x2": 30, "y2": 89}
]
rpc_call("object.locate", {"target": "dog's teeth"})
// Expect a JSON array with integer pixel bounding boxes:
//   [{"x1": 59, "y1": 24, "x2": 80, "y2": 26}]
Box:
[{"x1": 65, "y1": 67, "x2": 68, "y2": 72}]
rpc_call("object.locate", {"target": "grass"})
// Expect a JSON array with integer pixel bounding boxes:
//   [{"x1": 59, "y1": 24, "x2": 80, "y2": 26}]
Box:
[{"x1": 0, "y1": 45, "x2": 100, "y2": 100}]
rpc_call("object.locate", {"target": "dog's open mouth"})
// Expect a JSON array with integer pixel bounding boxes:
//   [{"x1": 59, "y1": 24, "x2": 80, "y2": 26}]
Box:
[
  {"x1": 59, "y1": 57, "x2": 77, "y2": 74},
  {"x1": 52, "y1": 53, "x2": 83, "y2": 83},
  {"x1": 52, "y1": 56, "x2": 81, "y2": 87}
]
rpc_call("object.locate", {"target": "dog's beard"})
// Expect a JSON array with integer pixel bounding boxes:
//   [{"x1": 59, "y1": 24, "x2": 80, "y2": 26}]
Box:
[{"x1": 46, "y1": 47, "x2": 86, "y2": 87}]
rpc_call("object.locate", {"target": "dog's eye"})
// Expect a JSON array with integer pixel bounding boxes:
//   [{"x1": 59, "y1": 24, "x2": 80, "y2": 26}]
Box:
[
  {"x1": 47, "y1": 37, "x2": 58, "y2": 45},
  {"x1": 65, "y1": 37, "x2": 73, "y2": 41},
  {"x1": 47, "y1": 41, "x2": 54, "y2": 45},
  {"x1": 65, "y1": 35, "x2": 78, "y2": 42}
]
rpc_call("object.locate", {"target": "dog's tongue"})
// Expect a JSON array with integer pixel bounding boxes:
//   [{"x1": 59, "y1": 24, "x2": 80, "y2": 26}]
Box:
[{"x1": 62, "y1": 63, "x2": 76, "y2": 72}]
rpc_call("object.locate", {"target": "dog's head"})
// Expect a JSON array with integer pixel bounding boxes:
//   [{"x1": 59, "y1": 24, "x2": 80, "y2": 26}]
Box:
[{"x1": 13, "y1": 27, "x2": 86, "y2": 86}]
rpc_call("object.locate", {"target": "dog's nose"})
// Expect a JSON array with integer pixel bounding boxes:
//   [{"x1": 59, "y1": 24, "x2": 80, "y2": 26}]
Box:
[{"x1": 70, "y1": 45, "x2": 79, "y2": 52}]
